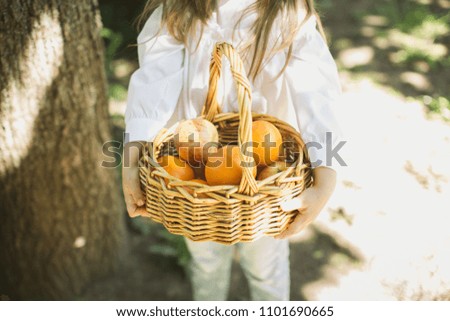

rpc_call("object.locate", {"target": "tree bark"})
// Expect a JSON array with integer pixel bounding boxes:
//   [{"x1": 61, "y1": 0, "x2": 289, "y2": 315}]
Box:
[{"x1": 0, "y1": 0, "x2": 126, "y2": 299}]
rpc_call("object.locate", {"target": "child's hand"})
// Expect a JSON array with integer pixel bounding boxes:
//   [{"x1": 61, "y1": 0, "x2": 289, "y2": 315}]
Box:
[
  {"x1": 122, "y1": 141, "x2": 146, "y2": 218},
  {"x1": 122, "y1": 166, "x2": 146, "y2": 218},
  {"x1": 275, "y1": 167, "x2": 337, "y2": 239}
]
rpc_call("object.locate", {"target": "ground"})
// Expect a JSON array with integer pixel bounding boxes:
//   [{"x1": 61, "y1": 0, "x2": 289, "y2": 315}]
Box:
[{"x1": 81, "y1": 0, "x2": 450, "y2": 300}]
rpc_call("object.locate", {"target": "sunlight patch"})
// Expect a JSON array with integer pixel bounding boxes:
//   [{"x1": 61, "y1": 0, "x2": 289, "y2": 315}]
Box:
[{"x1": 0, "y1": 10, "x2": 64, "y2": 175}]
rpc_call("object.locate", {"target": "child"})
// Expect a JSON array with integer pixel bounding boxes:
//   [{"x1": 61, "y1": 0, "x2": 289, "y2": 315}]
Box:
[{"x1": 122, "y1": 0, "x2": 341, "y2": 301}]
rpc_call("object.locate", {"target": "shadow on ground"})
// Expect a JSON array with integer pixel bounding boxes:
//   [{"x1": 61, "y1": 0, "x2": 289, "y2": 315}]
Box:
[
  {"x1": 324, "y1": 0, "x2": 449, "y2": 106},
  {"x1": 82, "y1": 221, "x2": 362, "y2": 300},
  {"x1": 229, "y1": 225, "x2": 362, "y2": 300},
  {"x1": 80, "y1": 221, "x2": 192, "y2": 300}
]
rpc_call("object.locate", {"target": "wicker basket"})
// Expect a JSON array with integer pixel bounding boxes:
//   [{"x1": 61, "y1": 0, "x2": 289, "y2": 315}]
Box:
[{"x1": 139, "y1": 42, "x2": 312, "y2": 245}]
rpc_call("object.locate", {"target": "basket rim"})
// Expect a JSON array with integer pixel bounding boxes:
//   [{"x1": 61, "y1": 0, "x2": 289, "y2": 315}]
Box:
[{"x1": 140, "y1": 112, "x2": 312, "y2": 205}]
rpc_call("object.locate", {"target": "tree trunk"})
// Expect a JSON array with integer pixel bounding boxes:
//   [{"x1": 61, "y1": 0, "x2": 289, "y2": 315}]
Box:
[{"x1": 0, "y1": 0, "x2": 126, "y2": 299}]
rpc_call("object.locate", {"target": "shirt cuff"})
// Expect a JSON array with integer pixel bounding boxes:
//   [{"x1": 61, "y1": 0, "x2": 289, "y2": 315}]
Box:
[{"x1": 124, "y1": 118, "x2": 163, "y2": 143}]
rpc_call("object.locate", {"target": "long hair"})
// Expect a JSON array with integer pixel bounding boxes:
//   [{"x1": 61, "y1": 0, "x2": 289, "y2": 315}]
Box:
[{"x1": 136, "y1": 0, "x2": 326, "y2": 79}]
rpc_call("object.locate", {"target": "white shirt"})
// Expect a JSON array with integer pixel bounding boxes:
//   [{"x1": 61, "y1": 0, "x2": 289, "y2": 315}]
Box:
[{"x1": 125, "y1": 0, "x2": 343, "y2": 168}]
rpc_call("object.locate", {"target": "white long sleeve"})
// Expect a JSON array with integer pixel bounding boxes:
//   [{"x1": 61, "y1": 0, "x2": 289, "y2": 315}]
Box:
[
  {"x1": 124, "y1": 7, "x2": 185, "y2": 143},
  {"x1": 284, "y1": 15, "x2": 343, "y2": 169}
]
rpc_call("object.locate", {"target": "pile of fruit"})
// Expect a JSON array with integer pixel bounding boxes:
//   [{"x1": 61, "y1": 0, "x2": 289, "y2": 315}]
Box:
[{"x1": 156, "y1": 117, "x2": 289, "y2": 195}]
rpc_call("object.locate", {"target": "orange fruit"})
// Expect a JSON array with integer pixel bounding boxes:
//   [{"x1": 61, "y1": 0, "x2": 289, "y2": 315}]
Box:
[
  {"x1": 157, "y1": 155, "x2": 195, "y2": 182},
  {"x1": 189, "y1": 178, "x2": 208, "y2": 185},
  {"x1": 251, "y1": 120, "x2": 282, "y2": 166},
  {"x1": 174, "y1": 118, "x2": 219, "y2": 165},
  {"x1": 205, "y1": 145, "x2": 257, "y2": 186},
  {"x1": 257, "y1": 161, "x2": 288, "y2": 180}
]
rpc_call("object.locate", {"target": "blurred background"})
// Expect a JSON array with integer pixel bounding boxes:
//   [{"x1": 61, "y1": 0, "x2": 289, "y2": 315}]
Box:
[{"x1": 0, "y1": 0, "x2": 449, "y2": 300}]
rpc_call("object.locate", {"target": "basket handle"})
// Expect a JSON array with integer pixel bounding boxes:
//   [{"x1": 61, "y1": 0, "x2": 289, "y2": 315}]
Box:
[{"x1": 202, "y1": 42, "x2": 258, "y2": 196}]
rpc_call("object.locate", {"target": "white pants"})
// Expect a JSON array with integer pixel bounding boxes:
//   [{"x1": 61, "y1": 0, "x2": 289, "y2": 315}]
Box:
[{"x1": 185, "y1": 236, "x2": 290, "y2": 301}]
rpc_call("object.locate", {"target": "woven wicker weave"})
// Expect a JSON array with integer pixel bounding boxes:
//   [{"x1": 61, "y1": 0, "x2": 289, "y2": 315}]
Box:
[{"x1": 139, "y1": 42, "x2": 312, "y2": 245}]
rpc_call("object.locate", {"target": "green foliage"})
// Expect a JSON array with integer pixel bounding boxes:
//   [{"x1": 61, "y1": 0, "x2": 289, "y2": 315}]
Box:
[
  {"x1": 99, "y1": 0, "x2": 143, "y2": 60},
  {"x1": 422, "y1": 96, "x2": 450, "y2": 120},
  {"x1": 109, "y1": 83, "x2": 128, "y2": 101},
  {"x1": 386, "y1": 11, "x2": 449, "y2": 68},
  {"x1": 149, "y1": 230, "x2": 191, "y2": 269},
  {"x1": 101, "y1": 28, "x2": 124, "y2": 76},
  {"x1": 101, "y1": 27, "x2": 129, "y2": 101},
  {"x1": 100, "y1": 1, "x2": 143, "y2": 100},
  {"x1": 388, "y1": 38, "x2": 448, "y2": 68},
  {"x1": 392, "y1": 6, "x2": 446, "y2": 65},
  {"x1": 131, "y1": 217, "x2": 155, "y2": 236},
  {"x1": 354, "y1": 1, "x2": 450, "y2": 70},
  {"x1": 411, "y1": 14, "x2": 449, "y2": 39},
  {"x1": 129, "y1": 217, "x2": 191, "y2": 269},
  {"x1": 370, "y1": 1, "x2": 442, "y2": 30},
  {"x1": 317, "y1": 0, "x2": 333, "y2": 12}
]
